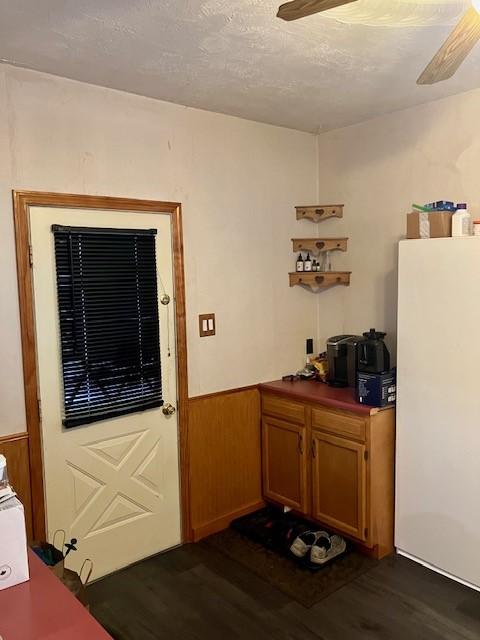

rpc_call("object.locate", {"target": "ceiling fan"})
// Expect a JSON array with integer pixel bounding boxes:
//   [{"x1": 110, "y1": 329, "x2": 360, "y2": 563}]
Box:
[{"x1": 276, "y1": 0, "x2": 480, "y2": 85}]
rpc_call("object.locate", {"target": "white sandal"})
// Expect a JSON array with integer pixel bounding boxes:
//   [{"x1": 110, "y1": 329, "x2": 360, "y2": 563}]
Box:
[
  {"x1": 310, "y1": 534, "x2": 346, "y2": 565},
  {"x1": 290, "y1": 530, "x2": 330, "y2": 558}
]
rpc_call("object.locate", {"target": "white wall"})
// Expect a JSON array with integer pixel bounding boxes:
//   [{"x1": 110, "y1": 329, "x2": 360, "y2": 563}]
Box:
[
  {"x1": 316, "y1": 88, "x2": 480, "y2": 360},
  {"x1": 0, "y1": 64, "x2": 318, "y2": 437}
]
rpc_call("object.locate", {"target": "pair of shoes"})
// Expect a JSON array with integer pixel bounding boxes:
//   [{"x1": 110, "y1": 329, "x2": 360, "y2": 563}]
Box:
[{"x1": 290, "y1": 530, "x2": 346, "y2": 566}]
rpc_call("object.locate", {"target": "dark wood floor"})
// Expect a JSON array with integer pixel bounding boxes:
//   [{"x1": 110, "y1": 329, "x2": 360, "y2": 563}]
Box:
[{"x1": 89, "y1": 540, "x2": 480, "y2": 640}]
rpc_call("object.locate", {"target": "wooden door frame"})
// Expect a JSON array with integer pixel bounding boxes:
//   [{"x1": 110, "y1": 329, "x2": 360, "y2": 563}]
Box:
[{"x1": 13, "y1": 190, "x2": 191, "y2": 542}]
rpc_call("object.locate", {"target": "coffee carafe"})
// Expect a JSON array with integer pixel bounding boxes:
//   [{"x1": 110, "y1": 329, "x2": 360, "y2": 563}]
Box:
[{"x1": 357, "y1": 329, "x2": 390, "y2": 374}]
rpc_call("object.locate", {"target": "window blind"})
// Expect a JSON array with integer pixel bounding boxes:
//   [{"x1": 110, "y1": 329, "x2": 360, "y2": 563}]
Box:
[{"x1": 52, "y1": 225, "x2": 163, "y2": 428}]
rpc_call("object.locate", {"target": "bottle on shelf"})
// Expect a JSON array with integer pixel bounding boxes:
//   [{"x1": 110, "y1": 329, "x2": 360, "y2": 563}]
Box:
[
  {"x1": 304, "y1": 253, "x2": 312, "y2": 272},
  {"x1": 325, "y1": 251, "x2": 332, "y2": 272},
  {"x1": 296, "y1": 253, "x2": 304, "y2": 272},
  {"x1": 452, "y1": 203, "x2": 472, "y2": 237}
]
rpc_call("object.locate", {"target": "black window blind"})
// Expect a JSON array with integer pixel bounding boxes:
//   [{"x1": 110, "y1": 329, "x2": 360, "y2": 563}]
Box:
[{"x1": 52, "y1": 225, "x2": 163, "y2": 428}]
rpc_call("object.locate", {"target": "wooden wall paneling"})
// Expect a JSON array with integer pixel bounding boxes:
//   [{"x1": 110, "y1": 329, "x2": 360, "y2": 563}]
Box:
[
  {"x1": 0, "y1": 432, "x2": 33, "y2": 540},
  {"x1": 188, "y1": 387, "x2": 264, "y2": 541}
]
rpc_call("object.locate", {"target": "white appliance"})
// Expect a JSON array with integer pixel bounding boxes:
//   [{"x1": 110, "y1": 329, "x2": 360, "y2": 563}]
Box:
[
  {"x1": 396, "y1": 237, "x2": 480, "y2": 590},
  {"x1": 0, "y1": 496, "x2": 29, "y2": 591}
]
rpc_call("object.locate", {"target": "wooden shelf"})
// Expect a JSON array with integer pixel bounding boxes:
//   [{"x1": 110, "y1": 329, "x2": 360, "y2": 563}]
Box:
[
  {"x1": 289, "y1": 271, "x2": 351, "y2": 291},
  {"x1": 292, "y1": 237, "x2": 348, "y2": 256},
  {"x1": 296, "y1": 205, "x2": 343, "y2": 223}
]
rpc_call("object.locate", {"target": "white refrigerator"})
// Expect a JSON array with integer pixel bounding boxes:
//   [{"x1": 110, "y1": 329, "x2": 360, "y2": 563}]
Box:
[{"x1": 396, "y1": 237, "x2": 480, "y2": 590}]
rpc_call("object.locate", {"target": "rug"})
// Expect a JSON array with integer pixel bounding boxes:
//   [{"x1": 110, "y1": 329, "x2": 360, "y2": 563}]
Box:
[{"x1": 201, "y1": 514, "x2": 378, "y2": 608}]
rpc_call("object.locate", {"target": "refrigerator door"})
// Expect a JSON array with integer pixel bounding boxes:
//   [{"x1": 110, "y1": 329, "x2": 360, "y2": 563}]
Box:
[{"x1": 396, "y1": 238, "x2": 480, "y2": 588}]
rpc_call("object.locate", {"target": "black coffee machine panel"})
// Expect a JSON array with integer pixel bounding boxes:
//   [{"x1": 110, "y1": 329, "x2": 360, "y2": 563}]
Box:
[
  {"x1": 327, "y1": 330, "x2": 391, "y2": 388},
  {"x1": 327, "y1": 335, "x2": 362, "y2": 388}
]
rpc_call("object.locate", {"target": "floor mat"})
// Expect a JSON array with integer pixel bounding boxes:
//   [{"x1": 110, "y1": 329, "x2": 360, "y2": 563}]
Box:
[{"x1": 201, "y1": 512, "x2": 378, "y2": 608}]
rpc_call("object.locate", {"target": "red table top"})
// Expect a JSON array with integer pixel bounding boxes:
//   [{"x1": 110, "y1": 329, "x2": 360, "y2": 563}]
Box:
[
  {"x1": 0, "y1": 550, "x2": 111, "y2": 640},
  {"x1": 259, "y1": 379, "x2": 387, "y2": 415}
]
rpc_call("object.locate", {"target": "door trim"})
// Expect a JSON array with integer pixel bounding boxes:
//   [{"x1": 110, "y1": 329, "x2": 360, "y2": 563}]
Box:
[{"x1": 13, "y1": 190, "x2": 191, "y2": 542}]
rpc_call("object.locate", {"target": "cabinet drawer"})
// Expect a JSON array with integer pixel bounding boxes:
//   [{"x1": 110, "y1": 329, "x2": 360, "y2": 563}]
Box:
[
  {"x1": 262, "y1": 394, "x2": 305, "y2": 424},
  {"x1": 312, "y1": 407, "x2": 366, "y2": 441}
]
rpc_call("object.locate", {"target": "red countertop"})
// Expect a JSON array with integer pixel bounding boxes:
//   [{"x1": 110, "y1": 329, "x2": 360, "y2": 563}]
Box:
[
  {"x1": 259, "y1": 379, "x2": 389, "y2": 415},
  {"x1": 0, "y1": 550, "x2": 111, "y2": 640}
]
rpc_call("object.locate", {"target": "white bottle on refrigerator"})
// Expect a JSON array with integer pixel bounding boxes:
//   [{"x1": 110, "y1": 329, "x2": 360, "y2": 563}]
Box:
[{"x1": 451, "y1": 203, "x2": 471, "y2": 236}]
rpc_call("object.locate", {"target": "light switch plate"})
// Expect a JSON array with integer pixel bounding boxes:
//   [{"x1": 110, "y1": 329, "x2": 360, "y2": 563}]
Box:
[{"x1": 199, "y1": 313, "x2": 215, "y2": 337}]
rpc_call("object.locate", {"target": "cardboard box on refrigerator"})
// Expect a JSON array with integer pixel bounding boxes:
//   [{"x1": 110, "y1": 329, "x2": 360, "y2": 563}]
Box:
[
  {"x1": 0, "y1": 496, "x2": 30, "y2": 590},
  {"x1": 406, "y1": 210, "x2": 453, "y2": 239}
]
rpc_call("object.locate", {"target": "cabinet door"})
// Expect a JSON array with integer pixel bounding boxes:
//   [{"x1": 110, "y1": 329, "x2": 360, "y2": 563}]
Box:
[
  {"x1": 311, "y1": 430, "x2": 367, "y2": 540},
  {"x1": 262, "y1": 416, "x2": 308, "y2": 513}
]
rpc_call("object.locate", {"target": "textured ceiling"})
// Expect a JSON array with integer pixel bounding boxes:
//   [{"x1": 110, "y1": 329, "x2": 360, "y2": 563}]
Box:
[{"x1": 0, "y1": 0, "x2": 479, "y2": 132}]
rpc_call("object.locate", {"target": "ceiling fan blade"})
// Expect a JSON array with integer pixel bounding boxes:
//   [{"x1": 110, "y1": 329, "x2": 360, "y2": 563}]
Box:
[
  {"x1": 417, "y1": 7, "x2": 480, "y2": 85},
  {"x1": 277, "y1": 0, "x2": 358, "y2": 22}
]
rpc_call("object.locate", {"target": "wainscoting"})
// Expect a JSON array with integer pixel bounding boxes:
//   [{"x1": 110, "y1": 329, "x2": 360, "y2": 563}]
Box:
[
  {"x1": 3, "y1": 386, "x2": 264, "y2": 545},
  {"x1": 188, "y1": 387, "x2": 264, "y2": 541},
  {"x1": 0, "y1": 432, "x2": 33, "y2": 539}
]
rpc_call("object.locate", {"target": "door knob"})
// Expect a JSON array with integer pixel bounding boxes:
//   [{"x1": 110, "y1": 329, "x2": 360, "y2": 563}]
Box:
[{"x1": 162, "y1": 403, "x2": 176, "y2": 416}]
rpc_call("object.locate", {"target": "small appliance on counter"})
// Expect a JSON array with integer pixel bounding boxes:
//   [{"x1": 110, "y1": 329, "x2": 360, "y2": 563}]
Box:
[
  {"x1": 357, "y1": 328, "x2": 390, "y2": 374},
  {"x1": 355, "y1": 329, "x2": 395, "y2": 407},
  {"x1": 326, "y1": 335, "x2": 362, "y2": 387},
  {"x1": 346, "y1": 335, "x2": 363, "y2": 388}
]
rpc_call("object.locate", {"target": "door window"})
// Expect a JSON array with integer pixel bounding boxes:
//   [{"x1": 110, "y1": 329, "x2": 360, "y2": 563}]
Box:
[{"x1": 52, "y1": 225, "x2": 162, "y2": 428}]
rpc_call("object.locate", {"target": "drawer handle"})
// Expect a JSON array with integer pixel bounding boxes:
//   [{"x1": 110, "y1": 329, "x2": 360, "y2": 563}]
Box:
[{"x1": 298, "y1": 434, "x2": 304, "y2": 455}]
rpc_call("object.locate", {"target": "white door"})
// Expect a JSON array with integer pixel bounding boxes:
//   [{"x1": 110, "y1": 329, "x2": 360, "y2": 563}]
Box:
[{"x1": 29, "y1": 206, "x2": 181, "y2": 580}]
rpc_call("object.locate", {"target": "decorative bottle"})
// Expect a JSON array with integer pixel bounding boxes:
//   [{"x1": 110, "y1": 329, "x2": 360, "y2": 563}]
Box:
[{"x1": 296, "y1": 253, "x2": 304, "y2": 272}]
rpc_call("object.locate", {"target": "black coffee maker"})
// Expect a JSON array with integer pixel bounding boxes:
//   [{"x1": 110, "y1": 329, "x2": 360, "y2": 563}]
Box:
[
  {"x1": 327, "y1": 335, "x2": 362, "y2": 387},
  {"x1": 357, "y1": 329, "x2": 390, "y2": 374}
]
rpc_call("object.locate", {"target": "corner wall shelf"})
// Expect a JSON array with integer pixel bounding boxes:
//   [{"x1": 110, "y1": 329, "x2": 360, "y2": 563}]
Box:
[
  {"x1": 292, "y1": 237, "x2": 348, "y2": 256},
  {"x1": 296, "y1": 204, "x2": 343, "y2": 223},
  {"x1": 289, "y1": 271, "x2": 351, "y2": 291}
]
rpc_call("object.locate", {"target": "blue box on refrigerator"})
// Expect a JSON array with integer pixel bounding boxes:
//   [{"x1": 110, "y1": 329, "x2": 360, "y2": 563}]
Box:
[{"x1": 357, "y1": 369, "x2": 396, "y2": 407}]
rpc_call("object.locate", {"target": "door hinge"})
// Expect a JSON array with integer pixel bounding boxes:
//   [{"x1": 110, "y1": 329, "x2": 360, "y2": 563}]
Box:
[
  {"x1": 364, "y1": 450, "x2": 369, "y2": 461},
  {"x1": 37, "y1": 397, "x2": 42, "y2": 420},
  {"x1": 28, "y1": 244, "x2": 33, "y2": 267}
]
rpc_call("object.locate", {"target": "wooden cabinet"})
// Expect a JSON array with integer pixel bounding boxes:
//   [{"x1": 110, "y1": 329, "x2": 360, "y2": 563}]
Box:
[
  {"x1": 260, "y1": 389, "x2": 395, "y2": 559},
  {"x1": 262, "y1": 416, "x2": 308, "y2": 513},
  {"x1": 311, "y1": 430, "x2": 366, "y2": 540}
]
